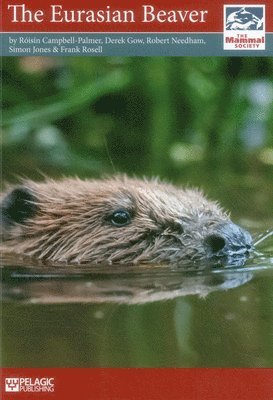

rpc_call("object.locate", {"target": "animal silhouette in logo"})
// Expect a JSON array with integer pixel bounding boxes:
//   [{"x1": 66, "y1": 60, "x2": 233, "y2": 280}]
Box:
[{"x1": 226, "y1": 7, "x2": 264, "y2": 30}]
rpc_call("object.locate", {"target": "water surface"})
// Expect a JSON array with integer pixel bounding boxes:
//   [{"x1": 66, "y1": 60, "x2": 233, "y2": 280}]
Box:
[{"x1": 2, "y1": 228, "x2": 273, "y2": 368}]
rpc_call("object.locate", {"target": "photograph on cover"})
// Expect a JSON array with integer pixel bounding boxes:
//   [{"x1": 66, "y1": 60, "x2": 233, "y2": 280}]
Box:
[{"x1": 2, "y1": 56, "x2": 273, "y2": 368}]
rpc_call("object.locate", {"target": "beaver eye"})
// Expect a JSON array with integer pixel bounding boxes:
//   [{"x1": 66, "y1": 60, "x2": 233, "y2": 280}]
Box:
[{"x1": 108, "y1": 210, "x2": 131, "y2": 227}]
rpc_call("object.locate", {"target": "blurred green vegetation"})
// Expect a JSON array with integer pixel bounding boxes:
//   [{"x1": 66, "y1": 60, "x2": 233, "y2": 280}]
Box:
[{"x1": 2, "y1": 57, "x2": 273, "y2": 218}]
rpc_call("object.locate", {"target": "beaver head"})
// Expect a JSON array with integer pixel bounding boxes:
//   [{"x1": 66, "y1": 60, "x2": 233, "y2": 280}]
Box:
[{"x1": 1, "y1": 177, "x2": 252, "y2": 266}]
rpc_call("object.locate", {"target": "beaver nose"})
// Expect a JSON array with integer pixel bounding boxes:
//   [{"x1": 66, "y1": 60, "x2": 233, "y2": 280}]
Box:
[{"x1": 204, "y1": 222, "x2": 252, "y2": 257}]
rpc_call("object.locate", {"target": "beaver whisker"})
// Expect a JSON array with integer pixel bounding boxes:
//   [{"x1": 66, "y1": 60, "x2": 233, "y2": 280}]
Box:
[{"x1": 253, "y1": 229, "x2": 273, "y2": 246}]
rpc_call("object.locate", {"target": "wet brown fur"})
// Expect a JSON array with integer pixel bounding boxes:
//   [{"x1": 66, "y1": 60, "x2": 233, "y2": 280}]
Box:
[{"x1": 1, "y1": 176, "x2": 230, "y2": 265}]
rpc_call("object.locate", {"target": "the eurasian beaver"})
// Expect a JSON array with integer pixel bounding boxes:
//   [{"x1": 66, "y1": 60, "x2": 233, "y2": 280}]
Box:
[{"x1": 1, "y1": 176, "x2": 252, "y2": 266}]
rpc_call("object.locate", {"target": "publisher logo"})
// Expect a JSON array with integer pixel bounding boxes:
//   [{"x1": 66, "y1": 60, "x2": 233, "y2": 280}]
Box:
[
  {"x1": 5, "y1": 378, "x2": 20, "y2": 392},
  {"x1": 224, "y1": 5, "x2": 265, "y2": 50},
  {"x1": 5, "y1": 377, "x2": 55, "y2": 393}
]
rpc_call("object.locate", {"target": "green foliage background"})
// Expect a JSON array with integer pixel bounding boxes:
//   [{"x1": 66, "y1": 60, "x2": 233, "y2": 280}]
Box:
[{"x1": 2, "y1": 56, "x2": 273, "y2": 218}]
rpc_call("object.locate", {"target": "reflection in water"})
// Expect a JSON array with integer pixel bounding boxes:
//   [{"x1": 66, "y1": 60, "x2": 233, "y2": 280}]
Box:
[
  {"x1": 2, "y1": 255, "x2": 254, "y2": 304},
  {"x1": 1, "y1": 248, "x2": 273, "y2": 368}
]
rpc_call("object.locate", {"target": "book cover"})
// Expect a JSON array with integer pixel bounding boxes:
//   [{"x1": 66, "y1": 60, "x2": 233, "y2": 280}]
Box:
[{"x1": 1, "y1": 0, "x2": 273, "y2": 399}]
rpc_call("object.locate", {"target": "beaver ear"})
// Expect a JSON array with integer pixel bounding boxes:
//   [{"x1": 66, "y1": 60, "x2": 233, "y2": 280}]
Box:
[{"x1": 1, "y1": 187, "x2": 38, "y2": 225}]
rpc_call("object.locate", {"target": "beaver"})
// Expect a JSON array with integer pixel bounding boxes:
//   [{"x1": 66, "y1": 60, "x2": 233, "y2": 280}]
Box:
[{"x1": 1, "y1": 176, "x2": 252, "y2": 266}]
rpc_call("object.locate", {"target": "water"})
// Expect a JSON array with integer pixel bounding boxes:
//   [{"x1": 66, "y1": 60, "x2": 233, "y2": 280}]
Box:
[{"x1": 2, "y1": 227, "x2": 273, "y2": 368}]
